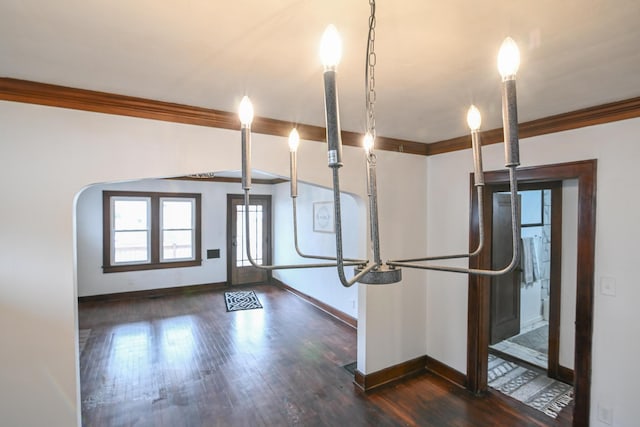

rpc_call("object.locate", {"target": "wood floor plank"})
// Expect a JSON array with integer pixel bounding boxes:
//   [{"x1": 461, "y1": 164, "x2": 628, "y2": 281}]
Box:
[{"x1": 79, "y1": 285, "x2": 570, "y2": 426}]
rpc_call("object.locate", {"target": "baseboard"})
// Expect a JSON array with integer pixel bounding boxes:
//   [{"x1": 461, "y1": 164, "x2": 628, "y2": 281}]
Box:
[
  {"x1": 353, "y1": 354, "x2": 466, "y2": 392},
  {"x1": 557, "y1": 365, "x2": 574, "y2": 386},
  {"x1": 353, "y1": 355, "x2": 428, "y2": 392},
  {"x1": 424, "y1": 355, "x2": 467, "y2": 388},
  {"x1": 78, "y1": 281, "x2": 229, "y2": 303},
  {"x1": 271, "y1": 278, "x2": 357, "y2": 328}
]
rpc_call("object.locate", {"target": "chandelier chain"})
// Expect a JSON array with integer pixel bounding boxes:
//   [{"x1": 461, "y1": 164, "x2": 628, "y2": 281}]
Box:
[{"x1": 366, "y1": 0, "x2": 377, "y2": 142}]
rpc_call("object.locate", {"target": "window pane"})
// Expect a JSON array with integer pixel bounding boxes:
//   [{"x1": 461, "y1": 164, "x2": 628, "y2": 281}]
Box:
[
  {"x1": 163, "y1": 230, "x2": 193, "y2": 260},
  {"x1": 521, "y1": 190, "x2": 543, "y2": 225},
  {"x1": 114, "y1": 200, "x2": 148, "y2": 230},
  {"x1": 236, "y1": 204, "x2": 263, "y2": 267},
  {"x1": 114, "y1": 231, "x2": 148, "y2": 263},
  {"x1": 250, "y1": 209, "x2": 263, "y2": 262},
  {"x1": 162, "y1": 200, "x2": 193, "y2": 229},
  {"x1": 236, "y1": 206, "x2": 244, "y2": 267}
]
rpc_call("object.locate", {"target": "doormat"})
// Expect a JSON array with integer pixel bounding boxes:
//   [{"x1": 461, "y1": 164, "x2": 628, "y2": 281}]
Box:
[
  {"x1": 510, "y1": 325, "x2": 549, "y2": 354},
  {"x1": 224, "y1": 291, "x2": 263, "y2": 312},
  {"x1": 488, "y1": 355, "x2": 573, "y2": 419}
]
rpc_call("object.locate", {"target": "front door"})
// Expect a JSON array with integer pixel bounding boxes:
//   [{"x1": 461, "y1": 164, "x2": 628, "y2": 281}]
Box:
[{"x1": 227, "y1": 194, "x2": 271, "y2": 285}]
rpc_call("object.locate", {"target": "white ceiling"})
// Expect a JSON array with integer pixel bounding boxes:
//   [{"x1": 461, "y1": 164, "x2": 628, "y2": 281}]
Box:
[{"x1": 2, "y1": 0, "x2": 640, "y2": 143}]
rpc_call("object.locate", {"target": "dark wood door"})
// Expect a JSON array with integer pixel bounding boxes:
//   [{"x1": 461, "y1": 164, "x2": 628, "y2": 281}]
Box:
[
  {"x1": 490, "y1": 193, "x2": 521, "y2": 344},
  {"x1": 227, "y1": 194, "x2": 271, "y2": 285}
]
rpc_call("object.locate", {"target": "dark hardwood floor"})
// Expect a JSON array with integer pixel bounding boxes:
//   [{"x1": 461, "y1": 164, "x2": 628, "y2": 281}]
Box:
[{"x1": 78, "y1": 285, "x2": 571, "y2": 426}]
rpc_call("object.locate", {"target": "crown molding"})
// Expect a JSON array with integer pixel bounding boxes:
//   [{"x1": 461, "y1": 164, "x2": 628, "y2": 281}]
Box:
[
  {"x1": 426, "y1": 96, "x2": 640, "y2": 156},
  {"x1": 0, "y1": 78, "x2": 427, "y2": 156},
  {"x1": 168, "y1": 176, "x2": 288, "y2": 185},
  {"x1": 2, "y1": 78, "x2": 639, "y2": 158}
]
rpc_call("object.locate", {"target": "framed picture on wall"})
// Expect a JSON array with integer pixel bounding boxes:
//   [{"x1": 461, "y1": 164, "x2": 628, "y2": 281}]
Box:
[{"x1": 313, "y1": 201, "x2": 334, "y2": 233}]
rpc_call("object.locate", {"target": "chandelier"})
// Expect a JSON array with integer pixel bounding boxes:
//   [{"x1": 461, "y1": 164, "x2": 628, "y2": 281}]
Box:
[{"x1": 237, "y1": 1, "x2": 522, "y2": 286}]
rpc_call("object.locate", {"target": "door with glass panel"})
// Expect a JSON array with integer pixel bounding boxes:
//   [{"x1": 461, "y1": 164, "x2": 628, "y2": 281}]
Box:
[{"x1": 227, "y1": 194, "x2": 271, "y2": 285}]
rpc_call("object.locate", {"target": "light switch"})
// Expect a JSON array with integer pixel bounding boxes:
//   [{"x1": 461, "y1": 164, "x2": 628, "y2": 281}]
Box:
[{"x1": 600, "y1": 276, "x2": 616, "y2": 297}]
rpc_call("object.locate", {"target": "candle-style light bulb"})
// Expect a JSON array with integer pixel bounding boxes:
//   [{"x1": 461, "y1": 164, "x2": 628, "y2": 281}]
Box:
[
  {"x1": 239, "y1": 95, "x2": 253, "y2": 190},
  {"x1": 363, "y1": 133, "x2": 374, "y2": 154},
  {"x1": 498, "y1": 37, "x2": 520, "y2": 80},
  {"x1": 467, "y1": 105, "x2": 484, "y2": 186},
  {"x1": 288, "y1": 128, "x2": 299, "y2": 198},
  {"x1": 239, "y1": 96, "x2": 254, "y2": 127},
  {"x1": 288, "y1": 128, "x2": 300, "y2": 152},
  {"x1": 320, "y1": 24, "x2": 342, "y2": 70},
  {"x1": 498, "y1": 37, "x2": 521, "y2": 168},
  {"x1": 467, "y1": 105, "x2": 482, "y2": 131}
]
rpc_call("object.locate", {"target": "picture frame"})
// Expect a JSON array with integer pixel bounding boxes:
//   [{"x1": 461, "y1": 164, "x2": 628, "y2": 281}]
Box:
[{"x1": 313, "y1": 201, "x2": 335, "y2": 233}]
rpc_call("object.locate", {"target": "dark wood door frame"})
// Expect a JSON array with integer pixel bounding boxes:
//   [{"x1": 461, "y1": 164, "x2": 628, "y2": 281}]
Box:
[{"x1": 467, "y1": 160, "x2": 596, "y2": 427}]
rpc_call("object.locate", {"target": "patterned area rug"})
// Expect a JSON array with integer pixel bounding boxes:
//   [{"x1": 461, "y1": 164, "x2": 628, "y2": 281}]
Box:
[
  {"x1": 488, "y1": 354, "x2": 573, "y2": 418},
  {"x1": 224, "y1": 291, "x2": 263, "y2": 312}
]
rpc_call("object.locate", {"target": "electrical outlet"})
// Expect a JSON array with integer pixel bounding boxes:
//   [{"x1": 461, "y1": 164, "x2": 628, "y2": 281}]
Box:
[
  {"x1": 597, "y1": 403, "x2": 613, "y2": 425},
  {"x1": 600, "y1": 276, "x2": 616, "y2": 297}
]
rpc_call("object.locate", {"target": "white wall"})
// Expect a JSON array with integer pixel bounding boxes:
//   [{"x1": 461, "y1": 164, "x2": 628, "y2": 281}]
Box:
[
  {"x1": 271, "y1": 181, "x2": 365, "y2": 318},
  {"x1": 76, "y1": 179, "x2": 273, "y2": 296},
  {"x1": 426, "y1": 117, "x2": 640, "y2": 426},
  {"x1": 0, "y1": 100, "x2": 428, "y2": 426},
  {"x1": 358, "y1": 149, "x2": 429, "y2": 374}
]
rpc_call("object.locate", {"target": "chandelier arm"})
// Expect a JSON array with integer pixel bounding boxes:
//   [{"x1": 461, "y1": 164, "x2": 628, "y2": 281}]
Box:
[
  {"x1": 291, "y1": 197, "x2": 367, "y2": 263},
  {"x1": 241, "y1": 190, "x2": 362, "y2": 271},
  {"x1": 472, "y1": 184, "x2": 486, "y2": 256},
  {"x1": 387, "y1": 166, "x2": 520, "y2": 276},
  {"x1": 331, "y1": 167, "x2": 380, "y2": 287},
  {"x1": 387, "y1": 185, "x2": 486, "y2": 262}
]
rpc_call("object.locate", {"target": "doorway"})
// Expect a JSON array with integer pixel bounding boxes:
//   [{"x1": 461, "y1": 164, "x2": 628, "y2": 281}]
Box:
[
  {"x1": 488, "y1": 183, "x2": 567, "y2": 382},
  {"x1": 466, "y1": 160, "x2": 596, "y2": 426},
  {"x1": 227, "y1": 194, "x2": 272, "y2": 285}
]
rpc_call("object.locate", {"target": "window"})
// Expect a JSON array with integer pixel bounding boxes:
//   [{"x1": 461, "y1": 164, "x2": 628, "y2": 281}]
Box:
[
  {"x1": 160, "y1": 198, "x2": 195, "y2": 261},
  {"x1": 235, "y1": 203, "x2": 263, "y2": 267},
  {"x1": 103, "y1": 191, "x2": 201, "y2": 273},
  {"x1": 112, "y1": 196, "x2": 151, "y2": 264}
]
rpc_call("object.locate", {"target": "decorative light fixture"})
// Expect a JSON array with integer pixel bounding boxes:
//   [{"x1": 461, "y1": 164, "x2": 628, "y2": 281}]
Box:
[
  {"x1": 239, "y1": 99, "x2": 367, "y2": 272},
  {"x1": 238, "y1": 1, "x2": 522, "y2": 286}
]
